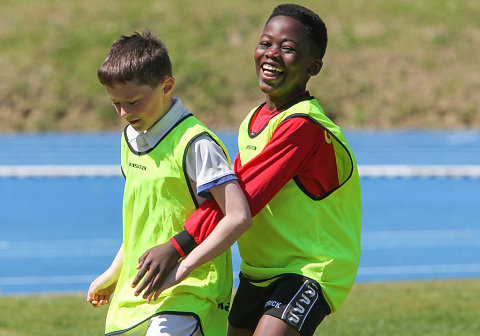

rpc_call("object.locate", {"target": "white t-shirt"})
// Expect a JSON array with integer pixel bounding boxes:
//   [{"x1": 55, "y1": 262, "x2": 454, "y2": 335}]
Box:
[{"x1": 124, "y1": 98, "x2": 236, "y2": 204}]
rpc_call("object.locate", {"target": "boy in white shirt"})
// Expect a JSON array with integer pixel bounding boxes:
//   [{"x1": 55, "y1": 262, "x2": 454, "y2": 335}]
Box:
[{"x1": 87, "y1": 30, "x2": 251, "y2": 336}]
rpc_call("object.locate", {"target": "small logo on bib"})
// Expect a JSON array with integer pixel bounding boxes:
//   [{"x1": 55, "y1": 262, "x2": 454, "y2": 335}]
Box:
[
  {"x1": 128, "y1": 162, "x2": 147, "y2": 171},
  {"x1": 218, "y1": 302, "x2": 230, "y2": 311}
]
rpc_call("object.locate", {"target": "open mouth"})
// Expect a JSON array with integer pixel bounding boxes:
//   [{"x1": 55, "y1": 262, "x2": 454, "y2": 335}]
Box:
[{"x1": 261, "y1": 63, "x2": 284, "y2": 79}]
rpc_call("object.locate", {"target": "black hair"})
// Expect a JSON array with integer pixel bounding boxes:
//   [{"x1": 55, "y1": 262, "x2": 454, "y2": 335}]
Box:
[
  {"x1": 267, "y1": 4, "x2": 327, "y2": 59},
  {"x1": 98, "y1": 30, "x2": 172, "y2": 88}
]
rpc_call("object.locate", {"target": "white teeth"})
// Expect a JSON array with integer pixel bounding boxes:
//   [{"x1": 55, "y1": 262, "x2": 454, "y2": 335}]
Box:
[{"x1": 263, "y1": 64, "x2": 284, "y2": 73}]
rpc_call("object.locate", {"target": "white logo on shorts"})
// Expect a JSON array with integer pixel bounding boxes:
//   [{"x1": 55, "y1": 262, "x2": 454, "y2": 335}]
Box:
[{"x1": 265, "y1": 300, "x2": 282, "y2": 309}]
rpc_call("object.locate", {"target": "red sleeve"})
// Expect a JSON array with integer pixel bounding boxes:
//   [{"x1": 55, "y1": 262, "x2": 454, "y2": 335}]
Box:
[
  {"x1": 175, "y1": 117, "x2": 338, "y2": 254},
  {"x1": 232, "y1": 118, "x2": 317, "y2": 215}
]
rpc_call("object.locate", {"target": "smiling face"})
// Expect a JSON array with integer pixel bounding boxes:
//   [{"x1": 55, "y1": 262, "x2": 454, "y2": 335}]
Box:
[
  {"x1": 105, "y1": 78, "x2": 174, "y2": 132},
  {"x1": 254, "y1": 15, "x2": 322, "y2": 108}
]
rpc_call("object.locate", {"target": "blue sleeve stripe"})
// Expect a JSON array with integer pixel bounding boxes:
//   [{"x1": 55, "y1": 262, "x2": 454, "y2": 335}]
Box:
[{"x1": 197, "y1": 174, "x2": 238, "y2": 199}]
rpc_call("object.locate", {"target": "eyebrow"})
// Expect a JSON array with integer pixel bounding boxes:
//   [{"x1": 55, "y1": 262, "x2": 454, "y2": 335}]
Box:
[
  {"x1": 108, "y1": 93, "x2": 141, "y2": 101},
  {"x1": 260, "y1": 33, "x2": 299, "y2": 44}
]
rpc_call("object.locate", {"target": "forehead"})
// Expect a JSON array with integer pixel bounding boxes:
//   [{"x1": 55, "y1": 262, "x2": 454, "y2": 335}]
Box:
[
  {"x1": 263, "y1": 15, "x2": 307, "y2": 43},
  {"x1": 105, "y1": 81, "x2": 153, "y2": 99}
]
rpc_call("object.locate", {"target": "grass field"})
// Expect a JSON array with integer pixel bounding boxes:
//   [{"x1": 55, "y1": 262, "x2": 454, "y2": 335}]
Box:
[
  {"x1": 0, "y1": 279, "x2": 479, "y2": 335},
  {"x1": 1, "y1": 0, "x2": 480, "y2": 131}
]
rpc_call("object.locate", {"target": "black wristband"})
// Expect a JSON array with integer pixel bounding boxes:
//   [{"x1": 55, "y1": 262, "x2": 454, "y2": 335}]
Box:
[{"x1": 173, "y1": 230, "x2": 198, "y2": 256}]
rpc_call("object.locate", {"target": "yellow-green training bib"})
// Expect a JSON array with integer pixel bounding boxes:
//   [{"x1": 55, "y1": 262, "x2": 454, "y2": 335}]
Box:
[
  {"x1": 105, "y1": 115, "x2": 232, "y2": 335},
  {"x1": 237, "y1": 95, "x2": 362, "y2": 312}
]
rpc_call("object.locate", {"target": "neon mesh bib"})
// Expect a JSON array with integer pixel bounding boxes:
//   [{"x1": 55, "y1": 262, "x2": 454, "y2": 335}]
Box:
[
  {"x1": 237, "y1": 96, "x2": 362, "y2": 312},
  {"x1": 105, "y1": 115, "x2": 232, "y2": 335}
]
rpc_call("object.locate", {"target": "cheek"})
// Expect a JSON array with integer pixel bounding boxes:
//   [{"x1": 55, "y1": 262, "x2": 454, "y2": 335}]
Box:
[
  {"x1": 254, "y1": 48, "x2": 263, "y2": 63},
  {"x1": 254, "y1": 53, "x2": 262, "y2": 73},
  {"x1": 113, "y1": 105, "x2": 121, "y2": 116}
]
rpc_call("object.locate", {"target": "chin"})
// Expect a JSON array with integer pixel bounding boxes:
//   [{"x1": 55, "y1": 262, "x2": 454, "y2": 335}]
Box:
[
  {"x1": 130, "y1": 125, "x2": 146, "y2": 132},
  {"x1": 258, "y1": 80, "x2": 275, "y2": 94}
]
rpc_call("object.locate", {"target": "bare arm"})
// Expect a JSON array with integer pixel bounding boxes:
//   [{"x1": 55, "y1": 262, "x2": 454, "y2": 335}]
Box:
[
  {"x1": 140, "y1": 180, "x2": 251, "y2": 302},
  {"x1": 153, "y1": 180, "x2": 251, "y2": 298},
  {"x1": 183, "y1": 180, "x2": 252, "y2": 268},
  {"x1": 87, "y1": 244, "x2": 123, "y2": 307},
  {"x1": 179, "y1": 118, "x2": 328, "y2": 251}
]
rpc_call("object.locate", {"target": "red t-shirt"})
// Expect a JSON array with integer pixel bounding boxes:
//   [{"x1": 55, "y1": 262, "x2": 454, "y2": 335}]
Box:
[{"x1": 172, "y1": 99, "x2": 339, "y2": 255}]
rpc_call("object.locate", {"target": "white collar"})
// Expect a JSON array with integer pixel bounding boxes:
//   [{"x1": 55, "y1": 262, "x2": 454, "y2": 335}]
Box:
[{"x1": 126, "y1": 97, "x2": 191, "y2": 151}]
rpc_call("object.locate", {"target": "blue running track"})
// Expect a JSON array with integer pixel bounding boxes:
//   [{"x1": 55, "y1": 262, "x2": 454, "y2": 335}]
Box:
[{"x1": 0, "y1": 130, "x2": 479, "y2": 294}]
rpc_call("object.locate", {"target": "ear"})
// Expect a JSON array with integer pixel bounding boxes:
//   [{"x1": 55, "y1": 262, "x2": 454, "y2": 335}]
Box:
[
  {"x1": 307, "y1": 59, "x2": 323, "y2": 77},
  {"x1": 162, "y1": 76, "x2": 175, "y2": 96}
]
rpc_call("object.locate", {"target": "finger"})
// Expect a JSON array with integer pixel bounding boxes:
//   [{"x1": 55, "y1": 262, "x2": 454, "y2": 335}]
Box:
[
  {"x1": 137, "y1": 250, "x2": 149, "y2": 269},
  {"x1": 134, "y1": 269, "x2": 155, "y2": 296},
  {"x1": 89, "y1": 296, "x2": 101, "y2": 307},
  {"x1": 132, "y1": 262, "x2": 150, "y2": 288},
  {"x1": 146, "y1": 292, "x2": 154, "y2": 304},
  {"x1": 153, "y1": 289, "x2": 163, "y2": 302},
  {"x1": 154, "y1": 275, "x2": 178, "y2": 300},
  {"x1": 87, "y1": 285, "x2": 97, "y2": 301},
  {"x1": 142, "y1": 271, "x2": 165, "y2": 299}
]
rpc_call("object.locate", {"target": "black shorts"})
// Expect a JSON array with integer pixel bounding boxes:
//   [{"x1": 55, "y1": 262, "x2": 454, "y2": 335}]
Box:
[{"x1": 228, "y1": 273, "x2": 331, "y2": 336}]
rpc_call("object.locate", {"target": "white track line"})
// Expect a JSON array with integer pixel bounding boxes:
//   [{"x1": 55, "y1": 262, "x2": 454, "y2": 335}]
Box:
[
  {"x1": 0, "y1": 165, "x2": 121, "y2": 177},
  {"x1": 1, "y1": 165, "x2": 480, "y2": 178},
  {"x1": 358, "y1": 165, "x2": 480, "y2": 178}
]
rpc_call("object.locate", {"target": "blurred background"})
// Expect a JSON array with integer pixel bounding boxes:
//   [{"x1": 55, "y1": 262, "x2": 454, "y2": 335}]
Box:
[
  {"x1": 1, "y1": 0, "x2": 479, "y2": 335},
  {"x1": 1, "y1": 0, "x2": 479, "y2": 131}
]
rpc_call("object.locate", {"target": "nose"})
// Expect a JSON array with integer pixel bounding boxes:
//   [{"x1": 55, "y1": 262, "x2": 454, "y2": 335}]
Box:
[
  {"x1": 117, "y1": 104, "x2": 131, "y2": 118},
  {"x1": 265, "y1": 45, "x2": 280, "y2": 59}
]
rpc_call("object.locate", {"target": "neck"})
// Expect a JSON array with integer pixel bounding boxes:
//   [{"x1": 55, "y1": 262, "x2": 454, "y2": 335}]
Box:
[
  {"x1": 146, "y1": 97, "x2": 175, "y2": 132},
  {"x1": 265, "y1": 90, "x2": 308, "y2": 111},
  {"x1": 159, "y1": 96, "x2": 175, "y2": 118}
]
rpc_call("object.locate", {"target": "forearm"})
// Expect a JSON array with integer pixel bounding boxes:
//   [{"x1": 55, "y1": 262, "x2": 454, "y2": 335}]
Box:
[
  {"x1": 173, "y1": 118, "x2": 321, "y2": 254},
  {"x1": 180, "y1": 211, "x2": 250, "y2": 274},
  {"x1": 171, "y1": 200, "x2": 223, "y2": 256},
  {"x1": 87, "y1": 244, "x2": 123, "y2": 305},
  {"x1": 137, "y1": 181, "x2": 251, "y2": 299},
  {"x1": 181, "y1": 180, "x2": 251, "y2": 267},
  {"x1": 105, "y1": 244, "x2": 124, "y2": 281}
]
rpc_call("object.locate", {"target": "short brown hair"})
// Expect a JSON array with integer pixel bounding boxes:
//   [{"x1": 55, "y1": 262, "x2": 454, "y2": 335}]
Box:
[{"x1": 98, "y1": 30, "x2": 172, "y2": 88}]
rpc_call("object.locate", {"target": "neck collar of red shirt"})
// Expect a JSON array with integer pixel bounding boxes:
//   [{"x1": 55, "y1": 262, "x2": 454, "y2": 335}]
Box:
[{"x1": 248, "y1": 91, "x2": 313, "y2": 138}]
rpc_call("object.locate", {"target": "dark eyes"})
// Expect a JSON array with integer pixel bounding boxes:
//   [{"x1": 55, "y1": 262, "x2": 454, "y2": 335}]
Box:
[
  {"x1": 258, "y1": 41, "x2": 270, "y2": 49},
  {"x1": 258, "y1": 41, "x2": 295, "y2": 53},
  {"x1": 112, "y1": 100, "x2": 139, "y2": 107}
]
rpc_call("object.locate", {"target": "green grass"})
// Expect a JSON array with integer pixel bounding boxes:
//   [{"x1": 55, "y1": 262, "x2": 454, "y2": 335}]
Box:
[
  {"x1": 1, "y1": 279, "x2": 479, "y2": 335},
  {"x1": 1, "y1": 0, "x2": 480, "y2": 131},
  {"x1": 316, "y1": 278, "x2": 480, "y2": 335}
]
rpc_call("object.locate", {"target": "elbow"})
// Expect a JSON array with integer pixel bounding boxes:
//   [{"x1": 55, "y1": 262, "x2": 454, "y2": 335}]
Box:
[
  {"x1": 227, "y1": 207, "x2": 252, "y2": 235},
  {"x1": 238, "y1": 209, "x2": 253, "y2": 232},
  {"x1": 226, "y1": 208, "x2": 252, "y2": 237}
]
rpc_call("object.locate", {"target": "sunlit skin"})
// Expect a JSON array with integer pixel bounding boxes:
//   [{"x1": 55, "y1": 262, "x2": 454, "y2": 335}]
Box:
[
  {"x1": 87, "y1": 79, "x2": 176, "y2": 308},
  {"x1": 224, "y1": 15, "x2": 326, "y2": 336},
  {"x1": 105, "y1": 78, "x2": 175, "y2": 132},
  {"x1": 254, "y1": 16, "x2": 323, "y2": 111}
]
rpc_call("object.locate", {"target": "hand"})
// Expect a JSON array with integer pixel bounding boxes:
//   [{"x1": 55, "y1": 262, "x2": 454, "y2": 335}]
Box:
[
  {"x1": 87, "y1": 273, "x2": 117, "y2": 307},
  {"x1": 147, "y1": 260, "x2": 192, "y2": 302},
  {"x1": 131, "y1": 241, "x2": 180, "y2": 302}
]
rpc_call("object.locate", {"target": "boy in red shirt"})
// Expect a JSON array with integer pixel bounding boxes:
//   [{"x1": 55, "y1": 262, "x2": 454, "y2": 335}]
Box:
[{"x1": 133, "y1": 4, "x2": 362, "y2": 335}]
